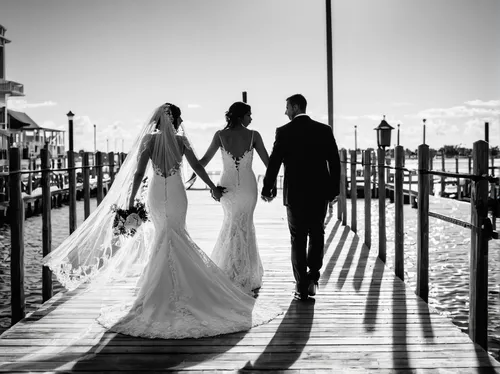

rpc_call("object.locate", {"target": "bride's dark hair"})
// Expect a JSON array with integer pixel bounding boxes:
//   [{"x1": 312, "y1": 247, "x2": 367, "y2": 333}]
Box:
[{"x1": 224, "y1": 102, "x2": 251, "y2": 129}]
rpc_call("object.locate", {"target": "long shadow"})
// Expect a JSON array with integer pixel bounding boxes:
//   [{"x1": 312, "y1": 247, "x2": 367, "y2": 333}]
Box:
[
  {"x1": 324, "y1": 220, "x2": 341, "y2": 253},
  {"x1": 336, "y1": 235, "x2": 359, "y2": 290},
  {"x1": 363, "y1": 257, "x2": 385, "y2": 332},
  {"x1": 319, "y1": 225, "x2": 350, "y2": 288},
  {"x1": 238, "y1": 299, "x2": 315, "y2": 372},
  {"x1": 352, "y1": 241, "x2": 371, "y2": 292},
  {"x1": 1, "y1": 322, "x2": 247, "y2": 372},
  {"x1": 393, "y1": 276, "x2": 410, "y2": 370}
]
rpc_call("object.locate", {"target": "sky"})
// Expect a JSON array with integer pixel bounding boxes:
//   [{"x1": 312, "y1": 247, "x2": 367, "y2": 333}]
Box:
[{"x1": 2, "y1": 0, "x2": 499, "y2": 175}]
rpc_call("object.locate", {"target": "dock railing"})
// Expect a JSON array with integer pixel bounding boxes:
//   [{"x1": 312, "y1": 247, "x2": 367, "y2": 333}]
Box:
[
  {"x1": 339, "y1": 140, "x2": 497, "y2": 351},
  {"x1": 7, "y1": 145, "x2": 127, "y2": 325}
]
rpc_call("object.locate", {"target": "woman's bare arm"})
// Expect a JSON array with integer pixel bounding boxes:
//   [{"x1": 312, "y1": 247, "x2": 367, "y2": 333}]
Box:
[
  {"x1": 198, "y1": 131, "x2": 221, "y2": 167},
  {"x1": 253, "y1": 130, "x2": 270, "y2": 167}
]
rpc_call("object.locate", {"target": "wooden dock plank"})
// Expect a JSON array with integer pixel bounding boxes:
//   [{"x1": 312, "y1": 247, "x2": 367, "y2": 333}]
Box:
[{"x1": 0, "y1": 191, "x2": 498, "y2": 372}]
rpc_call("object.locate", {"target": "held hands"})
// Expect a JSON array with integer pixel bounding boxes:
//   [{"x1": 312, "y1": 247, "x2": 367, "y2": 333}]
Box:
[
  {"x1": 261, "y1": 185, "x2": 277, "y2": 203},
  {"x1": 210, "y1": 186, "x2": 226, "y2": 202}
]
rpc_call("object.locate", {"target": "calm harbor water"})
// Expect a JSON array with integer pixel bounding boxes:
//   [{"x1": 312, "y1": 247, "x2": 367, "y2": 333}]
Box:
[{"x1": 0, "y1": 189, "x2": 499, "y2": 361}]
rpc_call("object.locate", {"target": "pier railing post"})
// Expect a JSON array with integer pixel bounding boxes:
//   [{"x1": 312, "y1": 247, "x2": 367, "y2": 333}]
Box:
[
  {"x1": 340, "y1": 149, "x2": 347, "y2": 225},
  {"x1": 469, "y1": 140, "x2": 489, "y2": 350},
  {"x1": 372, "y1": 151, "x2": 378, "y2": 198},
  {"x1": 41, "y1": 147, "x2": 52, "y2": 302},
  {"x1": 377, "y1": 148, "x2": 386, "y2": 263},
  {"x1": 96, "y1": 151, "x2": 104, "y2": 205},
  {"x1": 417, "y1": 144, "x2": 429, "y2": 302},
  {"x1": 83, "y1": 152, "x2": 90, "y2": 219},
  {"x1": 394, "y1": 145, "x2": 404, "y2": 280},
  {"x1": 440, "y1": 150, "x2": 445, "y2": 196},
  {"x1": 67, "y1": 149, "x2": 77, "y2": 234},
  {"x1": 350, "y1": 150, "x2": 357, "y2": 232},
  {"x1": 364, "y1": 150, "x2": 371, "y2": 248},
  {"x1": 108, "y1": 151, "x2": 115, "y2": 185},
  {"x1": 9, "y1": 147, "x2": 25, "y2": 324},
  {"x1": 456, "y1": 156, "x2": 461, "y2": 199}
]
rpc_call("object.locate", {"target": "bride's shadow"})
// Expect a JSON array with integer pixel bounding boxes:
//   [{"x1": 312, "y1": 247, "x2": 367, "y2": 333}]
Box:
[{"x1": 68, "y1": 327, "x2": 248, "y2": 371}]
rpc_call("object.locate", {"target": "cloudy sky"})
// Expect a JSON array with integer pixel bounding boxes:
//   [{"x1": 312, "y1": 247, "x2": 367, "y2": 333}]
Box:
[{"x1": 2, "y1": 0, "x2": 499, "y2": 174}]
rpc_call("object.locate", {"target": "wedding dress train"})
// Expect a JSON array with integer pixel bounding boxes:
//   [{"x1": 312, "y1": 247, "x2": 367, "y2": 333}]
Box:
[{"x1": 97, "y1": 166, "x2": 280, "y2": 339}]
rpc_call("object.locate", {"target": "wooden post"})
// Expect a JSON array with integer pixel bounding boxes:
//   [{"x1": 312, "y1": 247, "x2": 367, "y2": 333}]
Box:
[
  {"x1": 441, "y1": 150, "x2": 445, "y2": 196},
  {"x1": 456, "y1": 157, "x2": 461, "y2": 199},
  {"x1": 364, "y1": 150, "x2": 371, "y2": 248},
  {"x1": 372, "y1": 151, "x2": 378, "y2": 198},
  {"x1": 108, "y1": 151, "x2": 115, "y2": 185},
  {"x1": 394, "y1": 145, "x2": 404, "y2": 280},
  {"x1": 9, "y1": 147, "x2": 25, "y2": 324},
  {"x1": 40, "y1": 148, "x2": 52, "y2": 302},
  {"x1": 350, "y1": 150, "x2": 357, "y2": 233},
  {"x1": 68, "y1": 149, "x2": 77, "y2": 234},
  {"x1": 429, "y1": 151, "x2": 434, "y2": 196},
  {"x1": 339, "y1": 149, "x2": 347, "y2": 225},
  {"x1": 83, "y1": 152, "x2": 90, "y2": 219},
  {"x1": 325, "y1": 0, "x2": 334, "y2": 131},
  {"x1": 96, "y1": 151, "x2": 104, "y2": 205},
  {"x1": 377, "y1": 148, "x2": 386, "y2": 263},
  {"x1": 27, "y1": 160, "x2": 32, "y2": 195},
  {"x1": 242, "y1": 91, "x2": 247, "y2": 103},
  {"x1": 490, "y1": 156, "x2": 495, "y2": 199},
  {"x1": 469, "y1": 140, "x2": 489, "y2": 350},
  {"x1": 417, "y1": 144, "x2": 429, "y2": 302}
]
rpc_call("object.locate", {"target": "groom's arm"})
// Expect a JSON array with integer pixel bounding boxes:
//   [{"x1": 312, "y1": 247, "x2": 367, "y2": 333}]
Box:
[
  {"x1": 262, "y1": 128, "x2": 284, "y2": 198},
  {"x1": 325, "y1": 128, "x2": 341, "y2": 199}
]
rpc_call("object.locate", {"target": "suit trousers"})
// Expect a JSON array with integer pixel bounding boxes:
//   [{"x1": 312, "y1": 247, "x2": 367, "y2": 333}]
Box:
[{"x1": 286, "y1": 199, "x2": 328, "y2": 294}]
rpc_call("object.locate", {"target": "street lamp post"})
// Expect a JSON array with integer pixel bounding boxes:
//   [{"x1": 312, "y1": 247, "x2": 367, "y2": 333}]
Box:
[{"x1": 67, "y1": 111, "x2": 76, "y2": 234}]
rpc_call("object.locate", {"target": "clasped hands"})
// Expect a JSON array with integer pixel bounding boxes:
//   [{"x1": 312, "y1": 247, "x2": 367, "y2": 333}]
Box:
[
  {"x1": 210, "y1": 186, "x2": 226, "y2": 202},
  {"x1": 261, "y1": 186, "x2": 277, "y2": 203}
]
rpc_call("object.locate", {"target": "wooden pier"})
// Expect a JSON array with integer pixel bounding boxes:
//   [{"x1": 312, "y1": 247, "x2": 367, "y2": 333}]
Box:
[{"x1": 1, "y1": 191, "x2": 499, "y2": 372}]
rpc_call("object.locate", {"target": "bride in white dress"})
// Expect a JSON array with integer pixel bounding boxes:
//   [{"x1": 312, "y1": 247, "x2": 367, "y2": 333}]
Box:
[
  {"x1": 198, "y1": 102, "x2": 273, "y2": 294},
  {"x1": 42, "y1": 103, "x2": 281, "y2": 339}
]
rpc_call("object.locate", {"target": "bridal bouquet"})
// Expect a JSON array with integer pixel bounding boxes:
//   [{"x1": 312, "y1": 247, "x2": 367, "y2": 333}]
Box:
[{"x1": 111, "y1": 200, "x2": 149, "y2": 237}]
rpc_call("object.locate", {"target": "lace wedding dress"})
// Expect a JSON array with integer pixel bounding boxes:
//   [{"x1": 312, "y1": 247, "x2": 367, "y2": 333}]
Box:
[
  {"x1": 211, "y1": 131, "x2": 264, "y2": 293},
  {"x1": 97, "y1": 164, "x2": 280, "y2": 339}
]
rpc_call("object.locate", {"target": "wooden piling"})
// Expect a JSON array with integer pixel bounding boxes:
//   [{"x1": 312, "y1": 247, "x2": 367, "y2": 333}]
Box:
[
  {"x1": 441, "y1": 150, "x2": 445, "y2": 196},
  {"x1": 83, "y1": 152, "x2": 90, "y2": 219},
  {"x1": 108, "y1": 151, "x2": 115, "y2": 184},
  {"x1": 9, "y1": 147, "x2": 25, "y2": 324},
  {"x1": 339, "y1": 149, "x2": 347, "y2": 225},
  {"x1": 377, "y1": 148, "x2": 386, "y2": 263},
  {"x1": 417, "y1": 144, "x2": 429, "y2": 302},
  {"x1": 40, "y1": 148, "x2": 52, "y2": 302},
  {"x1": 68, "y1": 150, "x2": 77, "y2": 234},
  {"x1": 469, "y1": 140, "x2": 489, "y2": 350},
  {"x1": 350, "y1": 150, "x2": 357, "y2": 233},
  {"x1": 363, "y1": 150, "x2": 371, "y2": 248},
  {"x1": 96, "y1": 151, "x2": 104, "y2": 205},
  {"x1": 394, "y1": 145, "x2": 404, "y2": 280}
]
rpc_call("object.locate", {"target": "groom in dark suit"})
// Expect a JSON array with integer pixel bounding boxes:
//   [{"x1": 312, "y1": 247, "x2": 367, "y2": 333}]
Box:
[{"x1": 261, "y1": 94, "x2": 341, "y2": 301}]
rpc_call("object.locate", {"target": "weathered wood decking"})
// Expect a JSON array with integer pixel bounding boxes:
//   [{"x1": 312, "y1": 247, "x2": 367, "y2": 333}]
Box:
[{"x1": 1, "y1": 191, "x2": 499, "y2": 373}]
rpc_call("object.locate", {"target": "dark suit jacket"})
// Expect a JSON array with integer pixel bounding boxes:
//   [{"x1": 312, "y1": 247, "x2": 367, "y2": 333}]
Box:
[{"x1": 262, "y1": 115, "x2": 341, "y2": 206}]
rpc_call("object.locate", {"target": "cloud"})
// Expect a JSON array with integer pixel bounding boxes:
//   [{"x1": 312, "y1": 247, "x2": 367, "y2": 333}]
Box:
[
  {"x1": 7, "y1": 99, "x2": 57, "y2": 110},
  {"x1": 187, "y1": 104, "x2": 201, "y2": 109},
  {"x1": 464, "y1": 99, "x2": 500, "y2": 108}
]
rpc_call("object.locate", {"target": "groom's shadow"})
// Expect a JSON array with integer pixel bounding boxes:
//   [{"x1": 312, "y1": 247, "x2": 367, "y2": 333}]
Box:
[{"x1": 238, "y1": 298, "x2": 315, "y2": 372}]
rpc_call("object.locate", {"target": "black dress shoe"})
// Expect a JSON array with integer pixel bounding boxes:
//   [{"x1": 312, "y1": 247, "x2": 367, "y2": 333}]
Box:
[
  {"x1": 293, "y1": 291, "x2": 309, "y2": 301},
  {"x1": 308, "y1": 280, "x2": 318, "y2": 296}
]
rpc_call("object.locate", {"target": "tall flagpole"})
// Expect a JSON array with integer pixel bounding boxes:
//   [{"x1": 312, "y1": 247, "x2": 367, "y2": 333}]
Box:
[{"x1": 326, "y1": 0, "x2": 334, "y2": 132}]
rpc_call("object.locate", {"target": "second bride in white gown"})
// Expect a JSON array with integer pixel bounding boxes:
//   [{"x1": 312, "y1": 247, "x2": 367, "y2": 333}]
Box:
[
  {"x1": 43, "y1": 103, "x2": 281, "y2": 339},
  {"x1": 198, "y1": 102, "x2": 273, "y2": 294}
]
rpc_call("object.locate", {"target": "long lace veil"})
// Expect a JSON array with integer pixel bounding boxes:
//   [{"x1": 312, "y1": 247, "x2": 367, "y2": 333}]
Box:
[{"x1": 43, "y1": 104, "x2": 184, "y2": 291}]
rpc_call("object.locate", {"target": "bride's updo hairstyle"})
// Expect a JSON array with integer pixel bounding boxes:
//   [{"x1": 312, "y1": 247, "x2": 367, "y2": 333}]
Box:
[
  {"x1": 224, "y1": 101, "x2": 251, "y2": 130},
  {"x1": 154, "y1": 103, "x2": 182, "y2": 130}
]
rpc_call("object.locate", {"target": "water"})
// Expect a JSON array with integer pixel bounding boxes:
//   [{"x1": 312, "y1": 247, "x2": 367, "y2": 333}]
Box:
[{"x1": 0, "y1": 191, "x2": 499, "y2": 361}]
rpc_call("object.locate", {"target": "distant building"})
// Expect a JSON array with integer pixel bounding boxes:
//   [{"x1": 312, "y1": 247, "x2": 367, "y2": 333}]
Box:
[{"x1": 0, "y1": 24, "x2": 65, "y2": 172}]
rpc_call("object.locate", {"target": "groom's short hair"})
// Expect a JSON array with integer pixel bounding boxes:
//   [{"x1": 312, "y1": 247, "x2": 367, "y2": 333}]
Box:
[{"x1": 286, "y1": 94, "x2": 307, "y2": 111}]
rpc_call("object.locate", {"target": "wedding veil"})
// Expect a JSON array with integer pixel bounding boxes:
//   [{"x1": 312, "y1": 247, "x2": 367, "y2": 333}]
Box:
[{"x1": 43, "y1": 103, "x2": 186, "y2": 291}]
